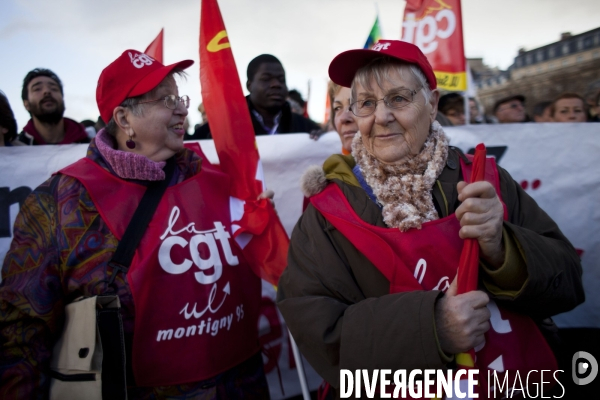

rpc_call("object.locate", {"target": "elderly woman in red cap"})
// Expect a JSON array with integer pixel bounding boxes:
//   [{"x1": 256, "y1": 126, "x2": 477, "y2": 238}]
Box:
[
  {"x1": 277, "y1": 41, "x2": 583, "y2": 395},
  {"x1": 1, "y1": 50, "x2": 269, "y2": 398}
]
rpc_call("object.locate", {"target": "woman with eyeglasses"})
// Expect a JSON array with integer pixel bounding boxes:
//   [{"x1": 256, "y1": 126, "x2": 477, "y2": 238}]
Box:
[
  {"x1": 278, "y1": 41, "x2": 583, "y2": 396},
  {"x1": 1, "y1": 50, "x2": 270, "y2": 398}
]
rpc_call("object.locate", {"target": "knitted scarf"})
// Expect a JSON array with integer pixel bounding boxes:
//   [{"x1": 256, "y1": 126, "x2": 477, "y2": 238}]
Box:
[
  {"x1": 352, "y1": 120, "x2": 449, "y2": 231},
  {"x1": 95, "y1": 128, "x2": 166, "y2": 181}
]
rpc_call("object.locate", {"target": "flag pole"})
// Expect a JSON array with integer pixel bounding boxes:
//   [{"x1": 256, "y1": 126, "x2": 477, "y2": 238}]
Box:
[
  {"x1": 289, "y1": 332, "x2": 311, "y2": 400},
  {"x1": 464, "y1": 93, "x2": 470, "y2": 125}
]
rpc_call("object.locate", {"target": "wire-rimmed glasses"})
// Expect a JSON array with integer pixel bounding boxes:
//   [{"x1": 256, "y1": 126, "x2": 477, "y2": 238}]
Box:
[
  {"x1": 137, "y1": 95, "x2": 190, "y2": 110},
  {"x1": 350, "y1": 88, "x2": 420, "y2": 117}
]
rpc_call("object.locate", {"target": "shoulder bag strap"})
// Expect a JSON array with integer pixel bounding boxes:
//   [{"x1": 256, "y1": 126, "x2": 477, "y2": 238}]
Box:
[
  {"x1": 99, "y1": 156, "x2": 176, "y2": 399},
  {"x1": 106, "y1": 156, "x2": 176, "y2": 285}
]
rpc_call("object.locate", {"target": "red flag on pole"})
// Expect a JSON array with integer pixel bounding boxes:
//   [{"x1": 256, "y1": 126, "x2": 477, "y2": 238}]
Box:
[
  {"x1": 401, "y1": 0, "x2": 466, "y2": 91},
  {"x1": 199, "y1": 0, "x2": 289, "y2": 285},
  {"x1": 457, "y1": 143, "x2": 486, "y2": 295},
  {"x1": 455, "y1": 143, "x2": 486, "y2": 375},
  {"x1": 144, "y1": 28, "x2": 164, "y2": 64}
]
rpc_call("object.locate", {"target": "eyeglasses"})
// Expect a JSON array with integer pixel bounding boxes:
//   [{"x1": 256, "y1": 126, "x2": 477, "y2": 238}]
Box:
[
  {"x1": 137, "y1": 95, "x2": 190, "y2": 110},
  {"x1": 350, "y1": 88, "x2": 420, "y2": 117}
]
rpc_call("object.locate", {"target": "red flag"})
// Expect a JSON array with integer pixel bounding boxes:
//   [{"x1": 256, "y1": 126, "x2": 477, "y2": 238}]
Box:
[
  {"x1": 199, "y1": 0, "x2": 289, "y2": 285},
  {"x1": 455, "y1": 143, "x2": 486, "y2": 373},
  {"x1": 144, "y1": 28, "x2": 164, "y2": 64},
  {"x1": 456, "y1": 143, "x2": 486, "y2": 295},
  {"x1": 401, "y1": 0, "x2": 466, "y2": 91}
]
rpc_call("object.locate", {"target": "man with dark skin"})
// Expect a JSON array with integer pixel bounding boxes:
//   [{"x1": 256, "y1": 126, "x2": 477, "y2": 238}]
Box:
[
  {"x1": 189, "y1": 54, "x2": 321, "y2": 139},
  {"x1": 247, "y1": 59, "x2": 288, "y2": 131},
  {"x1": 18, "y1": 68, "x2": 89, "y2": 145}
]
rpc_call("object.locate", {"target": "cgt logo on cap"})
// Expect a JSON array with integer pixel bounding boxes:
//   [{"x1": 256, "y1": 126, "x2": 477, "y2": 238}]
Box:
[
  {"x1": 372, "y1": 43, "x2": 391, "y2": 52},
  {"x1": 128, "y1": 52, "x2": 154, "y2": 69},
  {"x1": 572, "y1": 351, "x2": 598, "y2": 385}
]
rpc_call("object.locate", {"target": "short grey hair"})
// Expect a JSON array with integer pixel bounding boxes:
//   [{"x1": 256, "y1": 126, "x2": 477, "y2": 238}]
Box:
[
  {"x1": 104, "y1": 97, "x2": 144, "y2": 137},
  {"x1": 351, "y1": 57, "x2": 433, "y2": 104},
  {"x1": 104, "y1": 69, "x2": 187, "y2": 137}
]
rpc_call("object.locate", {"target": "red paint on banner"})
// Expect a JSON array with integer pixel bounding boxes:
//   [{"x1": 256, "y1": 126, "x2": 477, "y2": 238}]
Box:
[{"x1": 520, "y1": 179, "x2": 542, "y2": 190}]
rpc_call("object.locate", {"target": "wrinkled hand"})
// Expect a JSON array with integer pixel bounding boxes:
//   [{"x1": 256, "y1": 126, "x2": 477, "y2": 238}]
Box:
[
  {"x1": 435, "y1": 276, "x2": 491, "y2": 354},
  {"x1": 456, "y1": 181, "x2": 505, "y2": 268},
  {"x1": 309, "y1": 129, "x2": 324, "y2": 141}
]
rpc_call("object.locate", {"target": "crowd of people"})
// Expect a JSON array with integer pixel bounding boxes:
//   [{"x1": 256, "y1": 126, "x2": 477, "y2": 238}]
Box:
[
  {"x1": 0, "y1": 55, "x2": 323, "y2": 148},
  {"x1": 2, "y1": 57, "x2": 598, "y2": 148},
  {"x1": 435, "y1": 90, "x2": 600, "y2": 126},
  {"x1": 0, "y1": 39, "x2": 592, "y2": 399}
]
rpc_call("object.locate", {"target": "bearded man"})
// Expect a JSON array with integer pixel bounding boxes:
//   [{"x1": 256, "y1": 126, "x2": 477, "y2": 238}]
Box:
[{"x1": 18, "y1": 68, "x2": 89, "y2": 145}]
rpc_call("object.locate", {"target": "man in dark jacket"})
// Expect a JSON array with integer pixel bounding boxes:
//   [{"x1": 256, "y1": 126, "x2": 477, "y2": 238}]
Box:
[
  {"x1": 18, "y1": 68, "x2": 89, "y2": 145},
  {"x1": 190, "y1": 54, "x2": 322, "y2": 139}
]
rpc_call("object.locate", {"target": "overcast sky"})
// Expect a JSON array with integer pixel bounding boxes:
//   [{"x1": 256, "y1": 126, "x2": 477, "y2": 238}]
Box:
[{"x1": 1, "y1": 0, "x2": 599, "y2": 130}]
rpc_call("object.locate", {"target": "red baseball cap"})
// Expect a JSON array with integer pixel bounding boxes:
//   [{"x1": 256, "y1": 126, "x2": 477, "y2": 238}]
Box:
[
  {"x1": 96, "y1": 49, "x2": 194, "y2": 123},
  {"x1": 328, "y1": 40, "x2": 437, "y2": 90}
]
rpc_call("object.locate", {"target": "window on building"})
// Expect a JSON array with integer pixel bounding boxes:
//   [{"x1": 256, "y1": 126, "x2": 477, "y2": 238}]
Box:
[
  {"x1": 563, "y1": 44, "x2": 570, "y2": 54},
  {"x1": 549, "y1": 47, "x2": 555, "y2": 58},
  {"x1": 577, "y1": 55, "x2": 584, "y2": 63},
  {"x1": 569, "y1": 42, "x2": 577, "y2": 53},
  {"x1": 584, "y1": 36, "x2": 593, "y2": 49},
  {"x1": 578, "y1": 39, "x2": 584, "y2": 51}
]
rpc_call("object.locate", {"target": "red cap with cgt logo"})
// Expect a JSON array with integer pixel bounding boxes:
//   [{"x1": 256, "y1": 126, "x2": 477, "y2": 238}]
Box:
[
  {"x1": 328, "y1": 40, "x2": 437, "y2": 90},
  {"x1": 96, "y1": 49, "x2": 194, "y2": 123}
]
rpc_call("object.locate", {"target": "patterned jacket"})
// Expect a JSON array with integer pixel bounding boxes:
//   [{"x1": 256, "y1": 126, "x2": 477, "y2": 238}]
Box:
[{"x1": 0, "y1": 137, "x2": 268, "y2": 399}]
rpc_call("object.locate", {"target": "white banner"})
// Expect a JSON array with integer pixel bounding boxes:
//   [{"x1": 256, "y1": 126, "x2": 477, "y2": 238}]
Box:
[{"x1": 1, "y1": 123, "x2": 599, "y2": 396}]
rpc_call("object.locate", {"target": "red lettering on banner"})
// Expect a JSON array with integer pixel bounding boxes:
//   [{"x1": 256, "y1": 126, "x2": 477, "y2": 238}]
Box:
[{"x1": 520, "y1": 179, "x2": 542, "y2": 190}]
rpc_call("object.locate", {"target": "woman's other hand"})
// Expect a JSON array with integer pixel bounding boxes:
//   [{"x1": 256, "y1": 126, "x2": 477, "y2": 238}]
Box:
[
  {"x1": 455, "y1": 181, "x2": 505, "y2": 268},
  {"x1": 309, "y1": 129, "x2": 324, "y2": 141},
  {"x1": 435, "y1": 276, "x2": 491, "y2": 354},
  {"x1": 257, "y1": 190, "x2": 275, "y2": 210}
]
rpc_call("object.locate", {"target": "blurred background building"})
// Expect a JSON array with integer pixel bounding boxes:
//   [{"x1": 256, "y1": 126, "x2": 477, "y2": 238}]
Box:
[{"x1": 471, "y1": 26, "x2": 600, "y2": 117}]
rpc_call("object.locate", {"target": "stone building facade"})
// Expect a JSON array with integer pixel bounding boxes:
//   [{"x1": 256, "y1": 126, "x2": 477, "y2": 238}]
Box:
[{"x1": 473, "y1": 27, "x2": 600, "y2": 118}]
